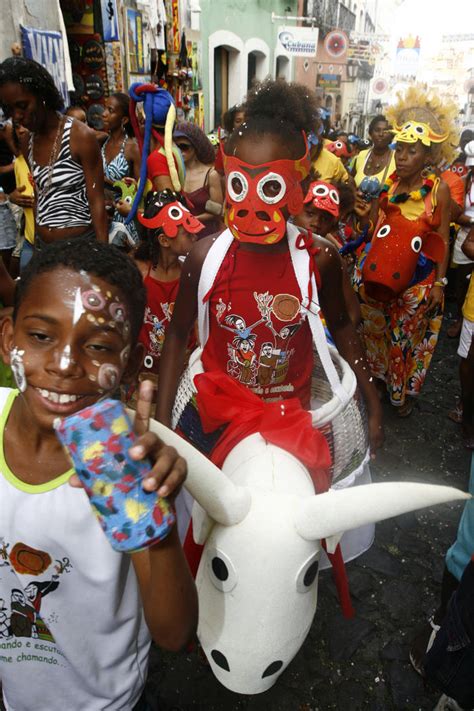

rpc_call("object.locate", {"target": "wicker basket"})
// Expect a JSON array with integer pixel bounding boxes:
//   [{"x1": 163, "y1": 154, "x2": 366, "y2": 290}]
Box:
[{"x1": 172, "y1": 346, "x2": 369, "y2": 486}]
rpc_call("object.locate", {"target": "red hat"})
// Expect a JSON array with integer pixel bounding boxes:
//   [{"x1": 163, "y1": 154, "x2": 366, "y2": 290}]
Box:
[{"x1": 303, "y1": 181, "x2": 340, "y2": 218}]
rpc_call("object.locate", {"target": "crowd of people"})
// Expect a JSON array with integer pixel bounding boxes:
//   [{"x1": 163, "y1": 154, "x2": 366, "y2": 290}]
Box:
[{"x1": 0, "y1": 54, "x2": 473, "y2": 710}]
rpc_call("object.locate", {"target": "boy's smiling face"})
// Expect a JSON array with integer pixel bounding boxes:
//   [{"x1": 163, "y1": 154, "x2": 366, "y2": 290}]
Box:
[{"x1": 2, "y1": 268, "x2": 140, "y2": 430}]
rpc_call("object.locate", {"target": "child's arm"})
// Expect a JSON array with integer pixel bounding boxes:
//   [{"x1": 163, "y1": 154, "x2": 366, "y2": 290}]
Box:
[
  {"x1": 130, "y1": 381, "x2": 197, "y2": 650},
  {"x1": 316, "y1": 241, "x2": 384, "y2": 457},
  {"x1": 155, "y1": 237, "x2": 213, "y2": 427}
]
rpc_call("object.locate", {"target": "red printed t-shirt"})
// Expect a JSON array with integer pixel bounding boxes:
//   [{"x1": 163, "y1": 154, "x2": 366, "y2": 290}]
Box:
[
  {"x1": 139, "y1": 268, "x2": 195, "y2": 375},
  {"x1": 201, "y1": 247, "x2": 313, "y2": 408}
]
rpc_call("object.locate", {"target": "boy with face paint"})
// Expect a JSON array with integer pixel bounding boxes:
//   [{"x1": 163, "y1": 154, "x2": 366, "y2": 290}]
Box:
[
  {"x1": 133, "y1": 190, "x2": 204, "y2": 388},
  {"x1": 0, "y1": 240, "x2": 197, "y2": 710}
]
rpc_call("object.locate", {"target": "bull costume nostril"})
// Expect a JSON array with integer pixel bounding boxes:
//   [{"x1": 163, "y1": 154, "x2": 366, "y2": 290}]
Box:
[
  {"x1": 369, "y1": 263, "x2": 377, "y2": 271},
  {"x1": 211, "y1": 649, "x2": 230, "y2": 671},
  {"x1": 393, "y1": 272, "x2": 401, "y2": 280},
  {"x1": 262, "y1": 660, "x2": 284, "y2": 678}
]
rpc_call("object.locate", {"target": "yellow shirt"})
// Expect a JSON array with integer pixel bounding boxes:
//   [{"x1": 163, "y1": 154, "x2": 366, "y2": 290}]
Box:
[
  {"x1": 13, "y1": 155, "x2": 34, "y2": 244},
  {"x1": 353, "y1": 148, "x2": 396, "y2": 188},
  {"x1": 463, "y1": 273, "x2": 474, "y2": 321},
  {"x1": 312, "y1": 148, "x2": 349, "y2": 183}
]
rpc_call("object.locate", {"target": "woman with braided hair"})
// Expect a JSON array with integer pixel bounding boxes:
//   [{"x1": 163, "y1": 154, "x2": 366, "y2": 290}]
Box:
[{"x1": 0, "y1": 57, "x2": 107, "y2": 245}]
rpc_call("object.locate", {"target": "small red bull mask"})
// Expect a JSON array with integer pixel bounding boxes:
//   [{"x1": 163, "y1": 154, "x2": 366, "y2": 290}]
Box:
[
  {"x1": 326, "y1": 140, "x2": 351, "y2": 159},
  {"x1": 138, "y1": 200, "x2": 204, "y2": 238},
  {"x1": 303, "y1": 181, "x2": 340, "y2": 218},
  {"x1": 223, "y1": 135, "x2": 310, "y2": 245}
]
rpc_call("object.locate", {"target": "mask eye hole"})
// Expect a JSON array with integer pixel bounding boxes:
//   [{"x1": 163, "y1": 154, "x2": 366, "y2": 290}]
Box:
[
  {"x1": 411, "y1": 236, "x2": 422, "y2": 253},
  {"x1": 296, "y1": 551, "x2": 320, "y2": 593},
  {"x1": 168, "y1": 205, "x2": 183, "y2": 221},
  {"x1": 329, "y1": 189, "x2": 340, "y2": 204},
  {"x1": 404, "y1": 122, "x2": 412, "y2": 130},
  {"x1": 207, "y1": 547, "x2": 237, "y2": 593},
  {"x1": 313, "y1": 184, "x2": 329, "y2": 198},
  {"x1": 377, "y1": 225, "x2": 391, "y2": 238},
  {"x1": 124, "y1": 196, "x2": 133, "y2": 204},
  {"x1": 257, "y1": 172, "x2": 286, "y2": 204},
  {"x1": 228, "y1": 171, "x2": 248, "y2": 202},
  {"x1": 415, "y1": 125, "x2": 424, "y2": 134}
]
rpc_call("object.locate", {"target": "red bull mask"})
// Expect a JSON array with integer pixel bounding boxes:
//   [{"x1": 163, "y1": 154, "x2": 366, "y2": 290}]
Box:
[
  {"x1": 303, "y1": 181, "x2": 340, "y2": 218},
  {"x1": 223, "y1": 136, "x2": 311, "y2": 245},
  {"x1": 138, "y1": 201, "x2": 204, "y2": 238}
]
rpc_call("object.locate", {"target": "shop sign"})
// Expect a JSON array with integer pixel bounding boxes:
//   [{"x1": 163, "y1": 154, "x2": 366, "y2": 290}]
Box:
[
  {"x1": 101, "y1": 0, "x2": 119, "y2": 42},
  {"x1": 316, "y1": 73, "x2": 341, "y2": 90},
  {"x1": 20, "y1": 26, "x2": 69, "y2": 107},
  {"x1": 277, "y1": 26, "x2": 318, "y2": 57}
]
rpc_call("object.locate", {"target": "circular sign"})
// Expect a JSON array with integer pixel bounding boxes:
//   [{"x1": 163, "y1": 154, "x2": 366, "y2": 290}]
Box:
[
  {"x1": 85, "y1": 74, "x2": 105, "y2": 100},
  {"x1": 324, "y1": 30, "x2": 348, "y2": 58},
  {"x1": 82, "y1": 39, "x2": 105, "y2": 70},
  {"x1": 372, "y1": 77, "x2": 388, "y2": 95},
  {"x1": 72, "y1": 73, "x2": 85, "y2": 97},
  {"x1": 87, "y1": 103, "x2": 105, "y2": 130}
]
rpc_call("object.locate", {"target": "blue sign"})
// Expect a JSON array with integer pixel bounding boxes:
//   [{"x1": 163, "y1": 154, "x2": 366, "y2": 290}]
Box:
[
  {"x1": 20, "y1": 26, "x2": 69, "y2": 107},
  {"x1": 101, "y1": 0, "x2": 119, "y2": 42}
]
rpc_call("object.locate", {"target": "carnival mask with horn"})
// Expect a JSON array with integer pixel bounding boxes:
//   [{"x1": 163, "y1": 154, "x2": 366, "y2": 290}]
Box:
[{"x1": 393, "y1": 120, "x2": 449, "y2": 147}]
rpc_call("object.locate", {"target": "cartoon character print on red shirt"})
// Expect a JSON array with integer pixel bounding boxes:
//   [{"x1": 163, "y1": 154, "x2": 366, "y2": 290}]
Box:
[
  {"x1": 141, "y1": 301, "x2": 174, "y2": 370},
  {"x1": 215, "y1": 291, "x2": 305, "y2": 394}
]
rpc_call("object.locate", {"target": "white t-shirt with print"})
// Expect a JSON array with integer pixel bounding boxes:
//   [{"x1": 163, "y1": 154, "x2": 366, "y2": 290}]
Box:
[{"x1": 0, "y1": 389, "x2": 151, "y2": 711}]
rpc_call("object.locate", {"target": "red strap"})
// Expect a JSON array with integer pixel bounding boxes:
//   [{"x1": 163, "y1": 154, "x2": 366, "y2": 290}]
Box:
[
  {"x1": 295, "y1": 230, "x2": 322, "y2": 302},
  {"x1": 322, "y1": 540, "x2": 355, "y2": 618}
]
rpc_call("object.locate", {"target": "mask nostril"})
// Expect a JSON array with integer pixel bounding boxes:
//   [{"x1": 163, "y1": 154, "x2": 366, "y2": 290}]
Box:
[
  {"x1": 369, "y1": 263, "x2": 376, "y2": 271},
  {"x1": 211, "y1": 649, "x2": 230, "y2": 671},
  {"x1": 392, "y1": 272, "x2": 400, "y2": 280},
  {"x1": 236, "y1": 209, "x2": 249, "y2": 218},
  {"x1": 255, "y1": 211, "x2": 271, "y2": 221},
  {"x1": 262, "y1": 660, "x2": 283, "y2": 678}
]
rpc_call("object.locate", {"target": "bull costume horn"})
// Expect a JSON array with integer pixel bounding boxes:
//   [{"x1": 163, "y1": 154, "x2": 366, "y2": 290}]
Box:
[
  {"x1": 296, "y1": 482, "x2": 470, "y2": 541},
  {"x1": 147, "y1": 417, "x2": 251, "y2": 526}
]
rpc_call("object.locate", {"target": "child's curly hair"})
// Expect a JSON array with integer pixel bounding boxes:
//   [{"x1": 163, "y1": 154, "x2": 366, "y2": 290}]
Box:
[{"x1": 226, "y1": 79, "x2": 319, "y2": 157}]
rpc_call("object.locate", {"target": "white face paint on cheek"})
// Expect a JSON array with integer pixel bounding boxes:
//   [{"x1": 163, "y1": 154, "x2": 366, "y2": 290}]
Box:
[
  {"x1": 59, "y1": 344, "x2": 72, "y2": 371},
  {"x1": 97, "y1": 363, "x2": 120, "y2": 391},
  {"x1": 10, "y1": 347, "x2": 27, "y2": 392}
]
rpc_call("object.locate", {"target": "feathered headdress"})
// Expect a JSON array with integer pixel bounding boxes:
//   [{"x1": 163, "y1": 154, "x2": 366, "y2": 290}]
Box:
[
  {"x1": 126, "y1": 83, "x2": 185, "y2": 224},
  {"x1": 386, "y1": 85, "x2": 459, "y2": 165}
]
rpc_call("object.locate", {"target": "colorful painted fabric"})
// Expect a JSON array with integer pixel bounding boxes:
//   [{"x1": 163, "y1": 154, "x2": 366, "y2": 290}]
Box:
[
  {"x1": 55, "y1": 399, "x2": 175, "y2": 552},
  {"x1": 353, "y1": 263, "x2": 443, "y2": 406}
]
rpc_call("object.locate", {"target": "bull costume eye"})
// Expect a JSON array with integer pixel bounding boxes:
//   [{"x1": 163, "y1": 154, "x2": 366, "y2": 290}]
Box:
[
  {"x1": 257, "y1": 173, "x2": 286, "y2": 204},
  {"x1": 208, "y1": 548, "x2": 237, "y2": 592},
  {"x1": 376, "y1": 225, "x2": 391, "y2": 239},
  {"x1": 329, "y1": 189, "x2": 340, "y2": 204},
  {"x1": 168, "y1": 205, "x2": 184, "y2": 220},
  {"x1": 411, "y1": 236, "x2": 423, "y2": 253},
  {"x1": 296, "y1": 552, "x2": 320, "y2": 592},
  {"x1": 228, "y1": 171, "x2": 248, "y2": 202}
]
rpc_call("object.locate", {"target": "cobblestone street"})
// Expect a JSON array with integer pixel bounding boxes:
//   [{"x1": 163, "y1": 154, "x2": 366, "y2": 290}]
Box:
[{"x1": 148, "y1": 304, "x2": 471, "y2": 711}]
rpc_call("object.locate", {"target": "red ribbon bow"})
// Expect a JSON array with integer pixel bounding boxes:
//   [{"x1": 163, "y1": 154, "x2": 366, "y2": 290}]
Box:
[{"x1": 194, "y1": 370, "x2": 331, "y2": 492}]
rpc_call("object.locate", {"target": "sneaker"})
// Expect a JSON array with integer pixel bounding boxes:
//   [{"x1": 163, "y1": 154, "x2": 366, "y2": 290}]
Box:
[{"x1": 433, "y1": 694, "x2": 471, "y2": 711}]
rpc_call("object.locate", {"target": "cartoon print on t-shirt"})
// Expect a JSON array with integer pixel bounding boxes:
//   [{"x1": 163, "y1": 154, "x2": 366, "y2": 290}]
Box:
[
  {"x1": 214, "y1": 291, "x2": 305, "y2": 389},
  {"x1": 142, "y1": 301, "x2": 174, "y2": 371},
  {"x1": 0, "y1": 540, "x2": 72, "y2": 642}
]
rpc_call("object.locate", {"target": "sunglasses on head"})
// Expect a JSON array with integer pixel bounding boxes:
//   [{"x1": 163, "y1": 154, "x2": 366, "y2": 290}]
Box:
[{"x1": 176, "y1": 142, "x2": 192, "y2": 151}]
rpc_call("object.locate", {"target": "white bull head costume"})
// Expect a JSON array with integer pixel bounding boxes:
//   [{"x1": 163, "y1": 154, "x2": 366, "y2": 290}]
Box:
[{"x1": 150, "y1": 419, "x2": 470, "y2": 695}]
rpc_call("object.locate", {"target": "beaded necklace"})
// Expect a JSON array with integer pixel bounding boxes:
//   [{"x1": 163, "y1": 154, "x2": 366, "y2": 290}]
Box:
[{"x1": 381, "y1": 171, "x2": 436, "y2": 204}]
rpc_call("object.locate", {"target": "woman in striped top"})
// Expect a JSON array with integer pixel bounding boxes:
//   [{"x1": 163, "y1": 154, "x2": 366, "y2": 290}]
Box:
[{"x1": 0, "y1": 57, "x2": 108, "y2": 244}]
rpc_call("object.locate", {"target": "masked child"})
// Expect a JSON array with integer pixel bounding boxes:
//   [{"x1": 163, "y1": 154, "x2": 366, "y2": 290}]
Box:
[
  {"x1": 292, "y1": 180, "x2": 361, "y2": 329},
  {"x1": 0, "y1": 239, "x2": 197, "y2": 710},
  {"x1": 156, "y1": 79, "x2": 382, "y2": 455},
  {"x1": 134, "y1": 190, "x2": 204, "y2": 385}
]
